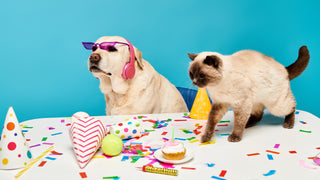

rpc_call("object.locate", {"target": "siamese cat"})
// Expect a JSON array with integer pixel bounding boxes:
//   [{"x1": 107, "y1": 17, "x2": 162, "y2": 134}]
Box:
[{"x1": 188, "y1": 46, "x2": 309, "y2": 142}]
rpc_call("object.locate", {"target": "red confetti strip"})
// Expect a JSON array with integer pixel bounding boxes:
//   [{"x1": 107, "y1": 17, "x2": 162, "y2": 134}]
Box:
[
  {"x1": 174, "y1": 119, "x2": 187, "y2": 121},
  {"x1": 316, "y1": 147, "x2": 320, "y2": 150},
  {"x1": 38, "y1": 161, "x2": 47, "y2": 167},
  {"x1": 193, "y1": 129, "x2": 201, "y2": 135},
  {"x1": 266, "y1": 150, "x2": 280, "y2": 154},
  {"x1": 143, "y1": 120, "x2": 157, "y2": 123},
  {"x1": 79, "y1": 172, "x2": 87, "y2": 178},
  {"x1": 217, "y1": 124, "x2": 228, "y2": 127},
  {"x1": 26, "y1": 139, "x2": 31, "y2": 141},
  {"x1": 51, "y1": 151, "x2": 63, "y2": 155},
  {"x1": 247, "y1": 153, "x2": 260, "y2": 156},
  {"x1": 181, "y1": 167, "x2": 196, "y2": 170},
  {"x1": 196, "y1": 125, "x2": 203, "y2": 129},
  {"x1": 219, "y1": 170, "x2": 227, "y2": 177},
  {"x1": 161, "y1": 132, "x2": 168, "y2": 135},
  {"x1": 289, "y1": 151, "x2": 297, "y2": 154}
]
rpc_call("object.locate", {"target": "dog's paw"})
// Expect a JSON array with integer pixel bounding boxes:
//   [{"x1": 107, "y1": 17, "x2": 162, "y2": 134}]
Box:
[
  {"x1": 201, "y1": 132, "x2": 214, "y2": 143},
  {"x1": 228, "y1": 133, "x2": 242, "y2": 142}
]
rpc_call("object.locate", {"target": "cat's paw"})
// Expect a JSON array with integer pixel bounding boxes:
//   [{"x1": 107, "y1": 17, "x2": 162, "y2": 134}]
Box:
[
  {"x1": 201, "y1": 132, "x2": 214, "y2": 143},
  {"x1": 283, "y1": 121, "x2": 294, "y2": 129},
  {"x1": 228, "y1": 134, "x2": 242, "y2": 142}
]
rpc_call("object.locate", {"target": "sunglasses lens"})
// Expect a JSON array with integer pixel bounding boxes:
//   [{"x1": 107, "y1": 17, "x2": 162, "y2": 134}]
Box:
[
  {"x1": 82, "y1": 42, "x2": 95, "y2": 50},
  {"x1": 100, "y1": 42, "x2": 116, "y2": 51}
]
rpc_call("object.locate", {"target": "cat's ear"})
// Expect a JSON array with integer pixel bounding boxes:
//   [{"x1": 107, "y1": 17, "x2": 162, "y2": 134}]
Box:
[
  {"x1": 204, "y1": 55, "x2": 221, "y2": 68},
  {"x1": 187, "y1": 53, "x2": 198, "y2": 61}
]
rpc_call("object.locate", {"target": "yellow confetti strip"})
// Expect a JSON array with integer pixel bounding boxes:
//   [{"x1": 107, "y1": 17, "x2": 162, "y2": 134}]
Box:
[
  {"x1": 15, "y1": 146, "x2": 54, "y2": 179},
  {"x1": 92, "y1": 156, "x2": 105, "y2": 159},
  {"x1": 199, "y1": 139, "x2": 216, "y2": 146},
  {"x1": 189, "y1": 139, "x2": 200, "y2": 143}
]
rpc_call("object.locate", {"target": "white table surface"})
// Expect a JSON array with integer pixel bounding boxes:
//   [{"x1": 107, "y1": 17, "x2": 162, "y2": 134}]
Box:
[{"x1": 0, "y1": 110, "x2": 319, "y2": 180}]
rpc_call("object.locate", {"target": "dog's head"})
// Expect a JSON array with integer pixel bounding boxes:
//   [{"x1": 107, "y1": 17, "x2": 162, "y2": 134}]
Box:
[
  {"x1": 84, "y1": 36, "x2": 144, "y2": 94},
  {"x1": 86, "y1": 36, "x2": 143, "y2": 79}
]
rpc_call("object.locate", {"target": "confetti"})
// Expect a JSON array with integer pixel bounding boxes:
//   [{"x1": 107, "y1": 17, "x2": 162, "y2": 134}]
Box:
[
  {"x1": 92, "y1": 156, "x2": 105, "y2": 159},
  {"x1": 219, "y1": 170, "x2": 227, "y2": 177},
  {"x1": 41, "y1": 137, "x2": 48, "y2": 141},
  {"x1": 29, "y1": 144, "x2": 41, "y2": 148},
  {"x1": 267, "y1": 154, "x2": 274, "y2": 160},
  {"x1": 181, "y1": 167, "x2": 196, "y2": 170},
  {"x1": 187, "y1": 137, "x2": 196, "y2": 141},
  {"x1": 174, "y1": 119, "x2": 187, "y2": 121},
  {"x1": 263, "y1": 170, "x2": 276, "y2": 176},
  {"x1": 207, "y1": 163, "x2": 215, "y2": 167},
  {"x1": 161, "y1": 132, "x2": 168, "y2": 135},
  {"x1": 175, "y1": 138, "x2": 186, "y2": 141},
  {"x1": 219, "y1": 134, "x2": 230, "y2": 136},
  {"x1": 299, "y1": 160, "x2": 316, "y2": 170},
  {"x1": 42, "y1": 142, "x2": 54, "y2": 145},
  {"x1": 38, "y1": 161, "x2": 47, "y2": 167},
  {"x1": 217, "y1": 124, "x2": 228, "y2": 127},
  {"x1": 247, "y1": 153, "x2": 260, "y2": 156},
  {"x1": 219, "y1": 120, "x2": 230, "y2": 123},
  {"x1": 266, "y1": 150, "x2": 280, "y2": 154},
  {"x1": 51, "y1": 132, "x2": 62, "y2": 136},
  {"x1": 189, "y1": 139, "x2": 200, "y2": 143},
  {"x1": 289, "y1": 151, "x2": 297, "y2": 154},
  {"x1": 299, "y1": 130, "x2": 312, "y2": 133},
  {"x1": 22, "y1": 126, "x2": 33, "y2": 129},
  {"x1": 300, "y1": 121, "x2": 306, "y2": 124},
  {"x1": 79, "y1": 172, "x2": 87, "y2": 178},
  {"x1": 274, "y1": 144, "x2": 280, "y2": 148},
  {"x1": 199, "y1": 139, "x2": 216, "y2": 145},
  {"x1": 45, "y1": 157, "x2": 56, "y2": 160},
  {"x1": 103, "y1": 176, "x2": 120, "y2": 179},
  {"x1": 211, "y1": 175, "x2": 226, "y2": 180}
]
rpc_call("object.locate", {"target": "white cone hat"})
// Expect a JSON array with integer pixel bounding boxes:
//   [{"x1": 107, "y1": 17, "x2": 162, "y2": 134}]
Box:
[{"x1": 0, "y1": 107, "x2": 33, "y2": 169}]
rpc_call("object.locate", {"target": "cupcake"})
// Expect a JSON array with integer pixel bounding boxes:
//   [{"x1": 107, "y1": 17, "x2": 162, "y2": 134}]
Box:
[{"x1": 161, "y1": 140, "x2": 186, "y2": 160}]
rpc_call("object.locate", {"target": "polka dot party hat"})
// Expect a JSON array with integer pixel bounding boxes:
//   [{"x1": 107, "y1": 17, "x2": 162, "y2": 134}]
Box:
[
  {"x1": 0, "y1": 107, "x2": 32, "y2": 169},
  {"x1": 189, "y1": 88, "x2": 212, "y2": 120}
]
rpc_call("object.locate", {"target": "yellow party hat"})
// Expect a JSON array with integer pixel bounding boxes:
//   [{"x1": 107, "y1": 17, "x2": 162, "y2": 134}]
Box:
[{"x1": 189, "y1": 88, "x2": 212, "y2": 120}]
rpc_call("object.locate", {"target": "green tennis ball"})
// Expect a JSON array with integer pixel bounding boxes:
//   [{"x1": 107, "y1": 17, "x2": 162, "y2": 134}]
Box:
[{"x1": 101, "y1": 134, "x2": 123, "y2": 156}]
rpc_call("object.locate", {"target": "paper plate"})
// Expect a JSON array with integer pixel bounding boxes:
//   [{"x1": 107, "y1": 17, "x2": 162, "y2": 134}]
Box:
[{"x1": 153, "y1": 149, "x2": 193, "y2": 164}]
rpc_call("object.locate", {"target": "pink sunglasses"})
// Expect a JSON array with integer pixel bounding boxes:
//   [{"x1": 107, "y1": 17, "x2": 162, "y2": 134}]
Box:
[{"x1": 82, "y1": 41, "x2": 129, "y2": 51}]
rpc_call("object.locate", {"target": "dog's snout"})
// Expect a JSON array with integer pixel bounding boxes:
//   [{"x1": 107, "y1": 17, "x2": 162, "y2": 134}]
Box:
[{"x1": 89, "y1": 53, "x2": 101, "y2": 63}]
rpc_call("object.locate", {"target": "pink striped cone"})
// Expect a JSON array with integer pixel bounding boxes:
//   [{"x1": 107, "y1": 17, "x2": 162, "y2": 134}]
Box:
[{"x1": 70, "y1": 116, "x2": 106, "y2": 169}]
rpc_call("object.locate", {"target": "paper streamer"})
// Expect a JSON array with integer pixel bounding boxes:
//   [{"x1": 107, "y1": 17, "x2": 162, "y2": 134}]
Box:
[
  {"x1": 109, "y1": 119, "x2": 143, "y2": 139},
  {"x1": 70, "y1": 113, "x2": 107, "y2": 169},
  {"x1": 15, "y1": 146, "x2": 53, "y2": 179}
]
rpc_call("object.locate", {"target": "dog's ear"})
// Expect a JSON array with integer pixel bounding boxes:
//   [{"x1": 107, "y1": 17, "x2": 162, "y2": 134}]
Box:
[{"x1": 134, "y1": 46, "x2": 144, "y2": 70}]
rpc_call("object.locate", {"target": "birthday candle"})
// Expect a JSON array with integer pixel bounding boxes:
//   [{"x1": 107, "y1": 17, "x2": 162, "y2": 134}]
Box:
[{"x1": 138, "y1": 165, "x2": 178, "y2": 176}]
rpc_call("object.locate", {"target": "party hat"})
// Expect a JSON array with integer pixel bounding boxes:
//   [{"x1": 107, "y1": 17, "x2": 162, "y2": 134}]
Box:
[
  {"x1": 70, "y1": 112, "x2": 107, "y2": 169},
  {"x1": 0, "y1": 107, "x2": 32, "y2": 169},
  {"x1": 189, "y1": 88, "x2": 212, "y2": 120}
]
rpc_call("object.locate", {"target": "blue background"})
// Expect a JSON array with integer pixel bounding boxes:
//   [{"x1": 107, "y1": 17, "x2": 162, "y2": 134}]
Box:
[{"x1": 1, "y1": 0, "x2": 319, "y2": 131}]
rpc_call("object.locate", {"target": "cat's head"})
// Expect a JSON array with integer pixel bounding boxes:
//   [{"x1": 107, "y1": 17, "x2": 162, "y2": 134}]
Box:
[{"x1": 188, "y1": 52, "x2": 223, "y2": 88}]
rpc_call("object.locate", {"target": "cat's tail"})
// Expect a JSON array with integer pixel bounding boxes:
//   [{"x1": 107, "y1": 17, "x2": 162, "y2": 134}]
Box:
[{"x1": 286, "y1": 46, "x2": 310, "y2": 80}]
